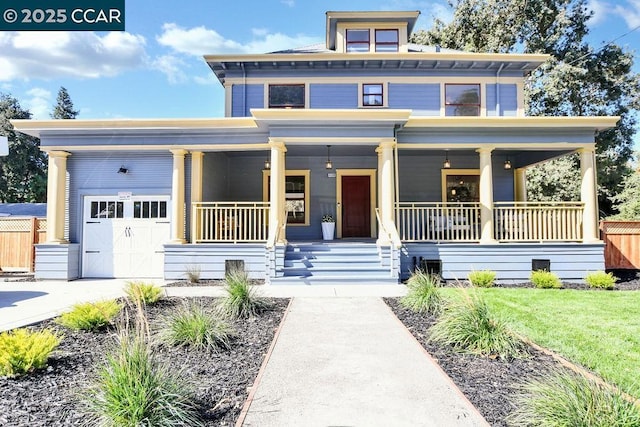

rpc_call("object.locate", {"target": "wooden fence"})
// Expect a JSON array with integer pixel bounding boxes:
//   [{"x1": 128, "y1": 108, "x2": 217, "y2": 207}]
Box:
[
  {"x1": 0, "y1": 217, "x2": 47, "y2": 272},
  {"x1": 600, "y1": 221, "x2": 640, "y2": 269}
]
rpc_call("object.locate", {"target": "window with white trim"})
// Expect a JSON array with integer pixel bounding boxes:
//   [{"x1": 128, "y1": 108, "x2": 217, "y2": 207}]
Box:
[
  {"x1": 346, "y1": 29, "x2": 370, "y2": 52},
  {"x1": 268, "y1": 84, "x2": 305, "y2": 108},
  {"x1": 362, "y1": 84, "x2": 383, "y2": 106},
  {"x1": 375, "y1": 29, "x2": 399, "y2": 52}
]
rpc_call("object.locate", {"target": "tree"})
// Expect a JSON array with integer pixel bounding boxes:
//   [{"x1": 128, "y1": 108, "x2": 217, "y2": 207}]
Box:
[
  {"x1": 0, "y1": 94, "x2": 47, "y2": 202},
  {"x1": 51, "y1": 86, "x2": 78, "y2": 119},
  {"x1": 411, "y1": 0, "x2": 640, "y2": 215},
  {"x1": 609, "y1": 164, "x2": 640, "y2": 220}
]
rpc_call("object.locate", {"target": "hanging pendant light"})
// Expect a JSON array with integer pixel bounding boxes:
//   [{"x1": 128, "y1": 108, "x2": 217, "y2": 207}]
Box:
[
  {"x1": 264, "y1": 157, "x2": 271, "y2": 170},
  {"x1": 325, "y1": 145, "x2": 333, "y2": 170},
  {"x1": 443, "y1": 151, "x2": 451, "y2": 169}
]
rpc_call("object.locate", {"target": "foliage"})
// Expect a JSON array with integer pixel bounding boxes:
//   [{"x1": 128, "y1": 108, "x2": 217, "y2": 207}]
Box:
[
  {"x1": 57, "y1": 300, "x2": 122, "y2": 331},
  {"x1": 526, "y1": 155, "x2": 581, "y2": 202},
  {"x1": 51, "y1": 87, "x2": 78, "y2": 119},
  {"x1": 411, "y1": 0, "x2": 640, "y2": 216},
  {"x1": 429, "y1": 290, "x2": 524, "y2": 359},
  {"x1": 161, "y1": 303, "x2": 235, "y2": 351},
  {"x1": 530, "y1": 270, "x2": 562, "y2": 289},
  {"x1": 322, "y1": 214, "x2": 334, "y2": 222},
  {"x1": 609, "y1": 167, "x2": 640, "y2": 220},
  {"x1": 476, "y1": 288, "x2": 640, "y2": 399},
  {"x1": 467, "y1": 270, "x2": 496, "y2": 288},
  {"x1": 0, "y1": 328, "x2": 61, "y2": 377},
  {"x1": 0, "y1": 93, "x2": 47, "y2": 202},
  {"x1": 185, "y1": 265, "x2": 201, "y2": 283},
  {"x1": 585, "y1": 271, "x2": 617, "y2": 290},
  {"x1": 124, "y1": 281, "x2": 164, "y2": 305},
  {"x1": 509, "y1": 371, "x2": 640, "y2": 426},
  {"x1": 219, "y1": 268, "x2": 271, "y2": 319},
  {"x1": 400, "y1": 270, "x2": 445, "y2": 315},
  {"x1": 86, "y1": 316, "x2": 202, "y2": 426}
]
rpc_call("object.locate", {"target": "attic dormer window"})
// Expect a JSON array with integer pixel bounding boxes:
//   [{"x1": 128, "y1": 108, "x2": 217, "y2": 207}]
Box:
[
  {"x1": 375, "y1": 29, "x2": 399, "y2": 52},
  {"x1": 346, "y1": 29, "x2": 370, "y2": 52}
]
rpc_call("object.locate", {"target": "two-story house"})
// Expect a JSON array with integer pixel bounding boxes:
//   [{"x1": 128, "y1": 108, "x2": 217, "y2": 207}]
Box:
[{"x1": 12, "y1": 11, "x2": 618, "y2": 283}]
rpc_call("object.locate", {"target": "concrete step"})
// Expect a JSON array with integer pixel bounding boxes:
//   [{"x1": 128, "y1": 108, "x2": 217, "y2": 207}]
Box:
[{"x1": 269, "y1": 276, "x2": 399, "y2": 285}]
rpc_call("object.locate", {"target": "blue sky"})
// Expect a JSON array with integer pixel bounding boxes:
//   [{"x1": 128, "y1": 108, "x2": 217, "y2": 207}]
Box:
[{"x1": 1, "y1": 0, "x2": 639, "y2": 121}]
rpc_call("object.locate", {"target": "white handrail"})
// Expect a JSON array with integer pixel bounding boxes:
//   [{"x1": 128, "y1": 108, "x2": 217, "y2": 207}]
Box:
[
  {"x1": 395, "y1": 202, "x2": 481, "y2": 242},
  {"x1": 192, "y1": 202, "x2": 270, "y2": 243}
]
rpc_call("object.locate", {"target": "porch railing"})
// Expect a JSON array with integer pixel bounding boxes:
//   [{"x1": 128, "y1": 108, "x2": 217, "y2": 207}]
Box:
[
  {"x1": 395, "y1": 202, "x2": 481, "y2": 242},
  {"x1": 375, "y1": 208, "x2": 402, "y2": 248},
  {"x1": 192, "y1": 202, "x2": 270, "y2": 243},
  {"x1": 494, "y1": 201, "x2": 584, "y2": 242}
]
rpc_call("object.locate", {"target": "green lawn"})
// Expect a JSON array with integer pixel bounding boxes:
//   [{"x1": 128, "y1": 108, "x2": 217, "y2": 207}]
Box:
[{"x1": 443, "y1": 288, "x2": 640, "y2": 398}]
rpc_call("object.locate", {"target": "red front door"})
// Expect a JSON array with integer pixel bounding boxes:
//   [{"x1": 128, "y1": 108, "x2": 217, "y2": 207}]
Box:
[{"x1": 341, "y1": 175, "x2": 371, "y2": 238}]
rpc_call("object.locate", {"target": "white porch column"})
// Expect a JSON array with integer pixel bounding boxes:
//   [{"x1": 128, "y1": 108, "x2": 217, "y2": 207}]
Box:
[
  {"x1": 268, "y1": 140, "x2": 287, "y2": 244},
  {"x1": 170, "y1": 149, "x2": 187, "y2": 244},
  {"x1": 477, "y1": 147, "x2": 497, "y2": 244},
  {"x1": 45, "y1": 151, "x2": 70, "y2": 243},
  {"x1": 376, "y1": 139, "x2": 395, "y2": 244},
  {"x1": 580, "y1": 147, "x2": 599, "y2": 242},
  {"x1": 190, "y1": 151, "x2": 204, "y2": 243},
  {"x1": 514, "y1": 167, "x2": 527, "y2": 202}
]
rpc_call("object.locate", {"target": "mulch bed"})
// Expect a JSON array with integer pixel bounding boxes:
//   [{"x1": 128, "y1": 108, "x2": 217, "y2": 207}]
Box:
[
  {"x1": 0, "y1": 297, "x2": 288, "y2": 427},
  {"x1": 165, "y1": 279, "x2": 265, "y2": 287}
]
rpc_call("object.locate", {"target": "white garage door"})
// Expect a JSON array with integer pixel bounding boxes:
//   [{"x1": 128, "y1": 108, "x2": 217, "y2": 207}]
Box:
[{"x1": 82, "y1": 196, "x2": 171, "y2": 278}]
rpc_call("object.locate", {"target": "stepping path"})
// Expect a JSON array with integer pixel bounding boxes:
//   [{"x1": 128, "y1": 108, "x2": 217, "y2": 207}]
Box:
[{"x1": 240, "y1": 297, "x2": 488, "y2": 426}]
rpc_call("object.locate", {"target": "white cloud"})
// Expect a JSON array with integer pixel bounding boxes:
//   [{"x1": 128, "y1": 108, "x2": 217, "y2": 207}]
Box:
[
  {"x1": 156, "y1": 22, "x2": 320, "y2": 56},
  {"x1": 614, "y1": 0, "x2": 640, "y2": 28},
  {"x1": 281, "y1": 0, "x2": 295, "y2": 6},
  {"x1": 0, "y1": 31, "x2": 147, "y2": 81},
  {"x1": 25, "y1": 87, "x2": 52, "y2": 119},
  {"x1": 379, "y1": 0, "x2": 453, "y2": 30},
  {"x1": 152, "y1": 54, "x2": 189, "y2": 84},
  {"x1": 588, "y1": 0, "x2": 609, "y2": 25},
  {"x1": 193, "y1": 74, "x2": 216, "y2": 85}
]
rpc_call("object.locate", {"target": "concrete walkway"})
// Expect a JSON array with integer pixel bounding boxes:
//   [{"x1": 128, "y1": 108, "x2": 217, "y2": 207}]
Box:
[{"x1": 241, "y1": 298, "x2": 488, "y2": 426}]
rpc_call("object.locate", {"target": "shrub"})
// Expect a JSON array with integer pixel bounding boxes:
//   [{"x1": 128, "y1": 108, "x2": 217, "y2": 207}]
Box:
[
  {"x1": 586, "y1": 271, "x2": 617, "y2": 290},
  {"x1": 467, "y1": 270, "x2": 496, "y2": 288},
  {"x1": 400, "y1": 270, "x2": 445, "y2": 315},
  {"x1": 185, "y1": 265, "x2": 201, "y2": 284},
  {"x1": 219, "y1": 268, "x2": 271, "y2": 319},
  {"x1": 0, "y1": 328, "x2": 61, "y2": 377},
  {"x1": 86, "y1": 318, "x2": 202, "y2": 426},
  {"x1": 530, "y1": 270, "x2": 562, "y2": 289},
  {"x1": 429, "y1": 291, "x2": 524, "y2": 359},
  {"x1": 57, "y1": 300, "x2": 122, "y2": 331},
  {"x1": 161, "y1": 304, "x2": 234, "y2": 351},
  {"x1": 124, "y1": 281, "x2": 163, "y2": 305},
  {"x1": 509, "y1": 371, "x2": 640, "y2": 426}
]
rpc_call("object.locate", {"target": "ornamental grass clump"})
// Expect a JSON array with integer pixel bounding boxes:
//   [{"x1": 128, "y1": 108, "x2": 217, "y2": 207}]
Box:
[
  {"x1": 124, "y1": 281, "x2": 164, "y2": 305},
  {"x1": 161, "y1": 303, "x2": 235, "y2": 351},
  {"x1": 56, "y1": 300, "x2": 122, "y2": 331},
  {"x1": 509, "y1": 371, "x2": 640, "y2": 427},
  {"x1": 185, "y1": 265, "x2": 201, "y2": 284},
  {"x1": 219, "y1": 268, "x2": 271, "y2": 319},
  {"x1": 429, "y1": 291, "x2": 524, "y2": 359},
  {"x1": 530, "y1": 270, "x2": 562, "y2": 289},
  {"x1": 467, "y1": 270, "x2": 496, "y2": 288},
  {"x1": 400, "y1": 270, "x2": 445, "y2": 315},
  {"x1": 586, "y1": 271, "x2": 618, "y2": 290},
  {"x1": 86, "y1": 309, "x2": 202, "y2": 426},
  {"x1": 0, "y1": 328, "x2": 61, "y2": 377}
]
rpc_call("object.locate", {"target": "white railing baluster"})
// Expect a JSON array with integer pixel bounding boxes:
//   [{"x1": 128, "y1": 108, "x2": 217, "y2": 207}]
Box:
[{"x1": 191, "y1": 202, "x2": 270, "y2": 243}]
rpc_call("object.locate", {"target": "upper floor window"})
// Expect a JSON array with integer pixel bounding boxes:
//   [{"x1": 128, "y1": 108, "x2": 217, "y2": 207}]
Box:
[
  {"x1": 363, "y1": 84, "x2": 383, "y2": 106},
  {"x1": 346, "y1": 29, "x2": 370, "y2": 52},
  {"x1": 375, "y1": 29, "x2": 399, "y2": 52},
  {"x1": 445, "y1": 84, "x2": 480, "y2": 116},
  {"x1": 269, "y1": 84, "x2": 305, "y2": 108}
]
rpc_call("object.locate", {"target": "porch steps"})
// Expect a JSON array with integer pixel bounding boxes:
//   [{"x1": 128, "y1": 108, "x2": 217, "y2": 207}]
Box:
[{"x1": 270, "y1": 242, "x2": 398, "y2": 285}]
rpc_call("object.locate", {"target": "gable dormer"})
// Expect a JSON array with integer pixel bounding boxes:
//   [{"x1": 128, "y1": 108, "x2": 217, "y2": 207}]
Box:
[{"x1": 326, "y1": 11, "x2": 420, "y2": 53}]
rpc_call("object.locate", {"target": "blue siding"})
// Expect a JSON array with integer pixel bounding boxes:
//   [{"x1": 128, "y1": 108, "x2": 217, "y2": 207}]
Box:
[
  {"x1": 402, "y1": 243, "x2": 604, "y2": 281},
  {"x1": 34, "y1": 244, "x2": 80, "y2": 280},
  {"x1": 164, "y1": 244, "x2": 266, "y2": 280},
  {"x1": 486, "y1": 84, "x2": 518, "y2": 116},
  {"x1": 231, "y1": 84, "x2": 264, "y2": 117},
  {"x1": 389, "y1": 83, "x2": 440, "y2": 115},
  {"x1": 310, "y1": 84, "x2": 358, "y2": 108}
]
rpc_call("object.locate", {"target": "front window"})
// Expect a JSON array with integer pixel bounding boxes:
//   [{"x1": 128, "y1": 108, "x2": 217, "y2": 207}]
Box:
[
  {"x1": 268, "y1": 84, "x2": 305, "y2": 108},
  {"x1": 444, "y1": 173, "x2": 480, "y2": 203},
  {"x1": 263, "y1": 169, "x2": 310, "y2": 226},
  {"x1": 346, "y1": 29, "x2": 370, "y2": 52},
  {"x1": 445, "y1": 84, "x2": 481, "y2": 116},
  {"x1": 375, "y1": 29, "x2": 399, "y2": 52},
  {"x1": 362, "y1": 84, "x2": 383, "y2": 106}
]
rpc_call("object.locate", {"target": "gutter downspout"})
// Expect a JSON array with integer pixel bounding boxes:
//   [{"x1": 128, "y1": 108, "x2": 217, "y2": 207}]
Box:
[
  {"x1": 241, "y1": 63, "x2": 246, "y2": 116},
  {"x1": 495, "y1": 63, "x2": 504, "y2": 116}
]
